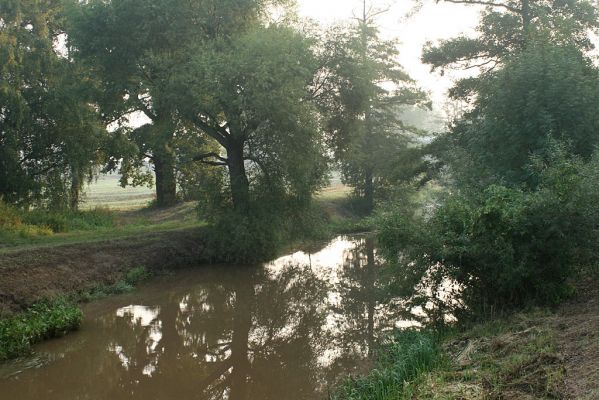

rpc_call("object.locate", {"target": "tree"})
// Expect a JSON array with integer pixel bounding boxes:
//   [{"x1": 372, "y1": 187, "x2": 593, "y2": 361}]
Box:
[
  {"x1": 443, "y1": 41, "x2": 599, "y2": 186},
  {"x1": 172, "y1": 25, "x2": 327, "y2": 213},
  {"x1": 0, "y1": 0, "x2": 106, "y2": 209},
  {"x1": 422, "y1": 0, "x2": 599, "y2": 100},
  {"x1": 319, "y1": 5, "x2": 428, "y2": 214},
  {"x1": 66, "y1": 0, "x2": 287, "y2": 207}
]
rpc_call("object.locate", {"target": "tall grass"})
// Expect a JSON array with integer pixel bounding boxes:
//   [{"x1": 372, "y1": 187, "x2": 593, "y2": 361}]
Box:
[
  {"x1": 21, "y1": 208, "x2": 114, "y2": 232},
  {"x1": 331, "y1": 330, "x2": 441, "y2": 400}
]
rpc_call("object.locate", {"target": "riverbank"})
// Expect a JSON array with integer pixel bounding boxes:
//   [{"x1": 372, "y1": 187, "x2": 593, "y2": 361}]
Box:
[
  {"x1": 0, "y1": 226, "x2": 207, "y2": 316},
  {"x1": 0, "y1": 191, "x2": 367, "y2": 360},
  {"x1": 335, "y1": 273, "x2": 599, "y2": 400}
]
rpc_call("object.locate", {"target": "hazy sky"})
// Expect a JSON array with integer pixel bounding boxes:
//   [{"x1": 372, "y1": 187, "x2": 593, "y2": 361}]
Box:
[{"x1": 297, "y1": 0, "x2": 482, "y2": 111}]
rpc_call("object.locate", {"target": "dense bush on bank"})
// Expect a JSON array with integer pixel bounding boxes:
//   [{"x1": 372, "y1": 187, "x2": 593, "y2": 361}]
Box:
[
  {"x1": 0, "y1": 201, "x2": 114, "y2": 240},
  {"x1": 378, "y1": 150, "x2": 599, "y2": 314}
]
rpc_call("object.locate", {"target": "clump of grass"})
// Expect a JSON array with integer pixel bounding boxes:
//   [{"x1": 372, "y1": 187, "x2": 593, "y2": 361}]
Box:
[
  {"x1": 124, "y1": 266, "x2": 150, "y2": 285},
  {"x1": 331, "y1": 330, "x2": 442, "y2": 400},
  {"x1": 0, "y1": 298, "x2": 82, "y2": 361},
  {"x1": 79, "y1": 266, "x2": 150, "y2": 301}
]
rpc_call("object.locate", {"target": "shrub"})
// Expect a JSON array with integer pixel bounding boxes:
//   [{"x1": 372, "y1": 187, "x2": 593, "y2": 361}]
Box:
[
  {"x1": 0, "y1": 201, "x2": 22, "y2": 228},
  {"x1": 205, "y1": 206, "x2": 285, "y2": 263},
  {"x1": 378, "y1": 151, "x2": 599, "y2": 313}
]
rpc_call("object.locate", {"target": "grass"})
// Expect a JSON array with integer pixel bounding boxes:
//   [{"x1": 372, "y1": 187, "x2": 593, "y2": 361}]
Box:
[
  {"x1": 82, "y1": 173, "x2": 155, "y2": 210},
  {"x1": 0, "y1": 202, "x2": 205, "y2": 253},
  {"x1": 331, "y1": 309, "x2": 568, "y2": 400},
  {"x1": 331, "y1": 330, "x2": 443, "y2": 400},
  {"x1": 0, "y1": 298, "x2": 82, "y2": 361},
  {"x1": 78, "y1": 266, "x2": 151, "y2": 302}
]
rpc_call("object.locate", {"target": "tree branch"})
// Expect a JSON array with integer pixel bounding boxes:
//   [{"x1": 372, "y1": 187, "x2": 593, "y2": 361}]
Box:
[
  {"x1": 189, "y1": 114, "x2": 230, "y2": 148},
  {"x1": 440, "y1": 0, "x2": 520, "y2": 13}
]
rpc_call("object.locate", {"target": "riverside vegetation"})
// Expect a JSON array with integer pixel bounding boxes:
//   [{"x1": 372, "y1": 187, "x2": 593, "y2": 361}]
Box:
[{"x1": 1, "y1": 0, "x2": 599, "y2": 398}]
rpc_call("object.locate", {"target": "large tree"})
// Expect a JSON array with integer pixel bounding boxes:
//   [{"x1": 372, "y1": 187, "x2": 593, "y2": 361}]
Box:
[
  {"x1": 442, "y1": 40, "x2": 599, "y2": 187},
  {"x1": 422, "y1": 0, "x2": 599, "y2": 186},
  {"x1": 318, "y1": 6, "x2": 428, "y2": 213},
  {"x1": 423, "y1": 0, "x2": 599, "y2": 100},
  {"x1": 66, "y1": 0, "x2": 287, "y2": 207},
  {"x1": 171, "y1": 25, "x2": 327, "y2": 212},
  {"x1": 0, "y1": 0, "x2": 106, "y2": 209}
]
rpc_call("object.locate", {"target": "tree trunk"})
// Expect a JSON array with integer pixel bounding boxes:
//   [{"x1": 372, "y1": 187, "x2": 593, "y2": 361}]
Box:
[
  {"x1": 154, "y1": 152, "x2": 177, "y2": 207},
  {"x1": 226, "y1": 143, "x2": 250, "y2": 213},
  {"x1": 70, "y1": 165, "x2": 80, "y2": 211}
]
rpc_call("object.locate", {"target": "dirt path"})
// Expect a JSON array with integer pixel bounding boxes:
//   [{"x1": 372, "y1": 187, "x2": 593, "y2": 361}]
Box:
[
  {"x1": 0, "y1": 227, "x2": 207, "y2": 315},
  {"x1": 556, "y1": 278, "x2": 599, "y2": 399}
]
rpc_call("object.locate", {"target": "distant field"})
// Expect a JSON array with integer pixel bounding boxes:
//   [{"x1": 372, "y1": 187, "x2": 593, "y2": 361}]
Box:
[
  {"x1": 82, "y1": 174, "x2": 155, "y2": 210},
  {"x1": 83, "y1": 172, "x2": 350, "y2": 210}
]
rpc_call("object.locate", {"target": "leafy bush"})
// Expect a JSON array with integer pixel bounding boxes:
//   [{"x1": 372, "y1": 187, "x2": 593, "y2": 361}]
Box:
[
  {"x1": 204, "y1": 185, "x2": 336, "y2": 263},
  {"x1": 331, "y1": 330, "x2": 441, "y2": 400},
  {"x1": 0, "y1": 201, "x2": 54, "y2": 239},
  {"x1": 205, "y1": 206, "x2": 285, "y2": 263},
  {"x1": 378, "y1": 151, "x2": 599, "y2": 313},
  {"x1": 0, "y1": 298, "x2": 82, "y2": 360}
]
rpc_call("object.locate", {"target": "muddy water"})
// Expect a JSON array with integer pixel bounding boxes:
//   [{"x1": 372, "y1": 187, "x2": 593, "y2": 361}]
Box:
[{"x1": 0, "y1": 236, "x2": 413, "y2": 400}]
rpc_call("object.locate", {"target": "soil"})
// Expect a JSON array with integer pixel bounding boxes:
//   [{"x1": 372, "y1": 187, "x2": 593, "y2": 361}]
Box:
[
  {"x1": 0, "y1": 227, "x2": 207, "y2": 316},
  {"x1": 556, "y1": 276, "x2": 599, "y2": 400}
]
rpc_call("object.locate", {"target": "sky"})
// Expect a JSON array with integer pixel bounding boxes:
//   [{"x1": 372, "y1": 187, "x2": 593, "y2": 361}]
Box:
[{"x1": 296, "y1": 0, "x2": 482, "y2": 112}]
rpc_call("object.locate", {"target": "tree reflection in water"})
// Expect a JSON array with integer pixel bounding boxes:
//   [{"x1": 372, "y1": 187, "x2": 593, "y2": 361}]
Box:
[{"x1": 0, "y1": 235, "x2": 410, "y2": 400}]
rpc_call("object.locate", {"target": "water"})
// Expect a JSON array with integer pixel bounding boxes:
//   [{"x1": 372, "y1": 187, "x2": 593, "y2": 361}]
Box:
[{"x1": 0, "y1": 236, "x2": 414, "y2": 399}]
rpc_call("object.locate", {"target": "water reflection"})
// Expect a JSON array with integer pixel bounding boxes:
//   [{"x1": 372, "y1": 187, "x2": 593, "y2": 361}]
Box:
[{"x1": 0, "y1": 235, "x2": 407, "y2": 400}]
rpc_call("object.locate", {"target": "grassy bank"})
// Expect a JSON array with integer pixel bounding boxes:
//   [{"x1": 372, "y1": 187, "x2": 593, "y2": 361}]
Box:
[
  {"x1": 333, "y1": 313, "x2": 564, "y2": 400},
  {"x1": 334, "y1": 274, "x2": 599, "y2": 400},
  {"x1": 331, "y1": 330, "x2": 443, "y2": 400},
  {"x1": 0, "y1": 266, "x2": 152, "y2": 361},
  {"x1": 0, "y1": 202, "x2": 204, "y2": 253}
]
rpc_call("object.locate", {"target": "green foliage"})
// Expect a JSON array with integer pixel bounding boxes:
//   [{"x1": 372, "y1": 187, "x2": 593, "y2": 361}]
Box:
[
  {"x1": 79, "y1": 266, "x2": 150, "y2": 301},
  {"x1": 331, "y1": 330, "x2": 441, "y2": 400},
  {"x1": 379, "y1": 150, "x2": 599, "y2": 313},
  {"x1": 319, "y1": 20, "x2": 428, "y2": 213},
  {"x1": 173, "y1": 23, "x2": 328, "y2": 211},
  {"x1": 21, "y1": 208, "x2": 114, "y2": 233},
  {"x1": 0, "y1": 298, "x2": 82, "y2": 361},
  {"x1": 123, "y1": 266, "x2": 150, "y2": 285},
  {"x1": 0, "y1": 201, "x2": 54, "y2": 239},
  {"x1": 422, "y1": 0, "x2": 599, "y2": 100},
  {"x1": 204, "y1": 191, "x2": 339, "y2": 263},
  {"x1": 0, "y1": 0, "x2": 108, "y2": 208},
  {"x1": 204, "y1": 199, "x2": 286, "y2": 263},
  {"x1": 440, "y1": 41, "x2": 599, "y2": 187}
]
